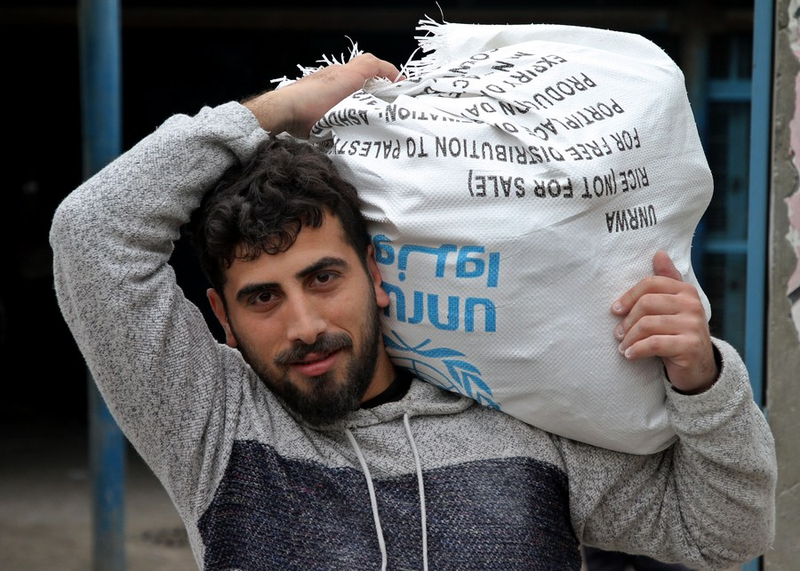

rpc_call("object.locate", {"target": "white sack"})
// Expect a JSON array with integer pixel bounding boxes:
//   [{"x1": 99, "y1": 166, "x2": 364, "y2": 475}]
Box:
[{"x1": 294, "y1": 20, "x2": 713, "y2": 453}]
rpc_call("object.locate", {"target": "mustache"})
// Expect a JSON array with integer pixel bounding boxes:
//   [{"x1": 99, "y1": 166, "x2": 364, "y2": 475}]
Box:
[{"x1": 274, "y1": 332, "x2": 353, "y2": 365}]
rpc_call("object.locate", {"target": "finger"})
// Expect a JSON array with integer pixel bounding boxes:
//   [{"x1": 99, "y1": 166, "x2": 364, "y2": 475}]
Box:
[
  {"x1": 347, "y1": 53, "x2": 403, "y2": 82},
  {"x1": 620, "y1": 330, "x2": 678, "y2": 360},
  {"x1": 620, "y1": 329, "x2": 701, "y2": 371},
  {"x1": 612, "y1": 274, "x2": 685, "y2": 317},
  {"x1": 652, "y1": 250, "x2": 683, "y2": 281},
  {"x1": 612, "y1": 251, "x2": 686, "y2": 316}
]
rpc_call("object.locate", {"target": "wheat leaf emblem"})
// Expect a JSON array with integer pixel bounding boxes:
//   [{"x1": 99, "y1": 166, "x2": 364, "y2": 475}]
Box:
[{"x1": 383, "y1": 330, "x2": 497, "y2": 409}]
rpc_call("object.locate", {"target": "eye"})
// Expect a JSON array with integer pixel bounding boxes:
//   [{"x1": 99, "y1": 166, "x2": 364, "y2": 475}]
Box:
[
  {"x1": 311, "y1": 271, "x2": 338, "y2": 287},
  {"x1": 250, "y1": 290, "x2": 278, "y2": 307}
]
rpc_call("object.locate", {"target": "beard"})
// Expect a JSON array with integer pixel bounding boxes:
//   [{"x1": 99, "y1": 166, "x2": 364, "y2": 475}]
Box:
[{"x1": 232, "y1": 288, "x2": 383, "y2": 425}]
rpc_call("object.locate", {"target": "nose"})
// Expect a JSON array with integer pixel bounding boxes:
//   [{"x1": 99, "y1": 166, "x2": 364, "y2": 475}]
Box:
[{"x1": 285, "y1": 297, "x2": 327, "y2": 345}]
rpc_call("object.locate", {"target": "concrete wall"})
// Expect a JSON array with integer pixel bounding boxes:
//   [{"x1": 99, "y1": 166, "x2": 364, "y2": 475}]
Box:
[{"x1": 767, "y1": 1, "x2": 800, "y2": 569}]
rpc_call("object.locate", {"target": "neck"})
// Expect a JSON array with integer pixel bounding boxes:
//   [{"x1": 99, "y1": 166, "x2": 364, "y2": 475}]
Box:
[{"x1": 359, "y1": 347, "x2": 396, "y2": 403}]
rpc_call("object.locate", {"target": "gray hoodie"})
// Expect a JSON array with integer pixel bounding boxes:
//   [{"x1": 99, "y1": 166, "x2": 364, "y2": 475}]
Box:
[{"x1": 50, "y1": 101, "x2": 776, "y2": 571}]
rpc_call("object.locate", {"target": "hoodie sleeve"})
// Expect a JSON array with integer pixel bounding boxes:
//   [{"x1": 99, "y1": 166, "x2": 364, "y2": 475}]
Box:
[
  {"x1": 49, "y1": 101, "x2": 270, "y2": 509},
  {"x1": 560, "y1": 337, "x2": 776, "y2": 571}
]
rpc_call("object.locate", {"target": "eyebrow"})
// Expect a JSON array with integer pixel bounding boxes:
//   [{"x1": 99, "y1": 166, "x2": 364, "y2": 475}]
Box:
[
  {"x1": 297, "y1": 256, "x2": 349, "y2": 279},
  {"x1": 234, "y1": 256, "x2": 350, "y2": 303}
]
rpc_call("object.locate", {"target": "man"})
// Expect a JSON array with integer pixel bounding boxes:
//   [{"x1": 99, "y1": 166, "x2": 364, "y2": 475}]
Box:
[{"x1": 51, "y1": 54, "x2": 776, "y2": 570}]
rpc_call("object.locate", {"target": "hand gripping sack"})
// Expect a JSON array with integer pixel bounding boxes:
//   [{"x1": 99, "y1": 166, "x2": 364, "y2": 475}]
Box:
[{"x1": 302, "y1": 20, "x2": 713, "y2": 453}]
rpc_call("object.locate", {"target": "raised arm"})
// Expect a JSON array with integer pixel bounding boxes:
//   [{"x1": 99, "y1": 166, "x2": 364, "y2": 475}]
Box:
[{"x1": 50, "y1": 53, "x2": 400, "y2": 498}]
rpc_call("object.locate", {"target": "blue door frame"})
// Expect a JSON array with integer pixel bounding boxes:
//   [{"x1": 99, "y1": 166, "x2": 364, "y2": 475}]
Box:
[
  {"x1": 79, "y1": 0, "x2": 126, "y2": 569},
  {"x1": 747, "y1": 0, "x2": 773, "y2": 416}
]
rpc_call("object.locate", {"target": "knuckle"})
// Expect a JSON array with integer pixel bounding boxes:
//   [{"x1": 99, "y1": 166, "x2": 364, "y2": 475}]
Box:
[
  {"x1": 636, "y1": 315, "x2": 660, "y2": 337},
  {"x1": 647, "y1": 335, "x2": 667, "y2": 355}
]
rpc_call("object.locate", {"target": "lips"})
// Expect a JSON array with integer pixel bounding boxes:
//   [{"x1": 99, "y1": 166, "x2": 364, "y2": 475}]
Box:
[
  {"x1": 275, "y1": 332, "x2": 353, "y2": 375},
  {"x1": 291, "y1": 350, "x2": 340, "y2": 377}
]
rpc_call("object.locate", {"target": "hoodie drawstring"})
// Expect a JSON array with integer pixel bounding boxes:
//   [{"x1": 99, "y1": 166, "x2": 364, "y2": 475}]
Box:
[
  {"x1": 344, "y1": 412, "x2": 429, "y2": 571},
  {"x1": 403, "y1": 412, "x2": 429, "y2": 571},
  {"x1": 345, "y1": 427, "x2": 388, "y2": 571}
]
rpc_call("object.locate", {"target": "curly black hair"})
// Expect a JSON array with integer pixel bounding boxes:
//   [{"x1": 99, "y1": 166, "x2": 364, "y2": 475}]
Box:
[{"x1": 188, "y1": 137, "x2": 369, "y2": 293}]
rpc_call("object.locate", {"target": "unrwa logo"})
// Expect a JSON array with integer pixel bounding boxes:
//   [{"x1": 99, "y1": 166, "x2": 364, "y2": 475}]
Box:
[
  {"x1": 372, "y1": 234, "x2": 500, "y2": 334},
  {"x1": 383, "y1": 330, "x2": 498, "y2": 409}
]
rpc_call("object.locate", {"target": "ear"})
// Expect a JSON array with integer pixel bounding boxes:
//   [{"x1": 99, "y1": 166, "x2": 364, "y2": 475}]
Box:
[
  {"x1": 207, "y1": 288, "x2": 238, "y2": 348},
  {"x1": 366, "y1": 245, "x2": 390, "y2": 310}
]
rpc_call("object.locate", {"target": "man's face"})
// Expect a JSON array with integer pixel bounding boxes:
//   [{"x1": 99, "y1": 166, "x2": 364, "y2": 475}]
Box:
[{"x1": 208, "y1": 213, "x2": 394, "y2": 424}]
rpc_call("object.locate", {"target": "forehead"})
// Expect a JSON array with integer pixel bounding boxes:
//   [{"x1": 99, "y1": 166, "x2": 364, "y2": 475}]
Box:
[{"x1": 224, "y1": 214, "x2": 356, "y2": 287}]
